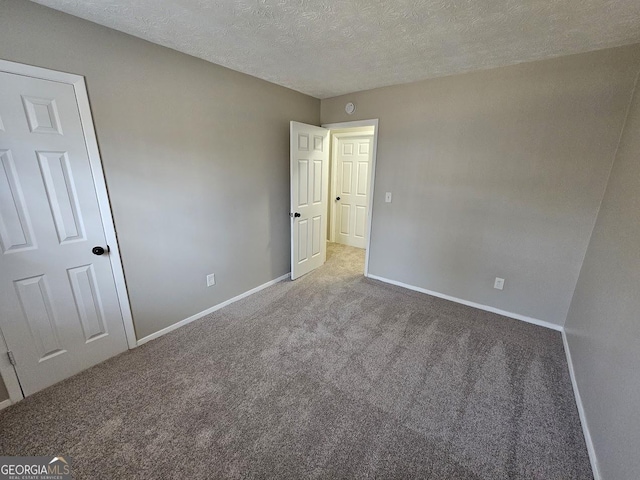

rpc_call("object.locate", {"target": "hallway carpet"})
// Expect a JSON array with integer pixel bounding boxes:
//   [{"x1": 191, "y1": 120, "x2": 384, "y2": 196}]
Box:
[{"x1": 0, "y1": 243, "x2": 591, "y2": 479}]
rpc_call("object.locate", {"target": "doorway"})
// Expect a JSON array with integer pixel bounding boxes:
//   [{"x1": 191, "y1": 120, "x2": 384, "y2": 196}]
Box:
[
  {"x1": 329, "y1": 128, "x2": 374, "y2": 249},
  {"x1": 324, "y1": 120, "x2": 378, "y2": 276},
  {"x1": 289, "y1": 119, "x2": 378, "y2": 281}
]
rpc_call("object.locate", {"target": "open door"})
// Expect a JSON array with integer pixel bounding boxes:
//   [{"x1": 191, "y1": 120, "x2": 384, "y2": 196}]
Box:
[{"x1": 290, "y1": 122, "x2": 329, "y2": 280}]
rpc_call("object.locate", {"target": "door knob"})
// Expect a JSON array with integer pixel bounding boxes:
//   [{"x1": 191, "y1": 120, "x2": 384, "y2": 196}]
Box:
[
  {"x1": 92, "y1": 245, "x2": 109, "y2": 256},
  {"x1": 336, "y1": 196, "x2": 341, "y2": 201},
  {"x1": 294, "y1": 212, "x2": 301, "y2": 218}
]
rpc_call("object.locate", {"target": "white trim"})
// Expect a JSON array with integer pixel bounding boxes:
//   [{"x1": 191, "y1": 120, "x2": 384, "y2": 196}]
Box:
[
  {"x1": 0, "y1": 327, "x2": 22, "y2": 403},
  {"x1": 330, "y1": 133, "x2": 338, "y2": 243},
  {"x1": 0, "y1": 59, "x2": 82, "y2": 83},
  {"x1": 562, "y1": 330, "x2": 601, "y2": 479},
  {"x1": 0, "y1": 399, "x2": 12, "y2": 411},
  {"x1": 136, "y1": 273, "x2": 291, "y2": 346},
  {"x1": 0, "y1": 60, "x2": 138, "y2": 402},
  {"x1": 367, "y1": 274, "x2": 562, "y2": 331},
  {"x1": 322, "y1": 119, "x2": 379, "y2": 277},
  {"x1": 323, "y1": 119, "x2": 379, "y2": 130}
]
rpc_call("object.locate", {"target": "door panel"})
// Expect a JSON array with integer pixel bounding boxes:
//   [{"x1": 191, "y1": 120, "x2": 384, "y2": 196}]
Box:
[
  {"x1": 357, "y1": 163, "x2": 368, "y2": 195},
  {"x1": 0, "y1": 71, "x2": 128, "y2": 396},
  {"x1": 67, "y1": 264, "x2": 108, "y2": 342},
  {"x1": 340, "y1": 204, "x2": 350, "y2": 235},
  {"x1": 298, "y1": 219, "x2": 308, "y2": 263},
  {"x1": 312, "y1": 161, "x2": 322, "y2": 203},
  {"x1": 298, "y1": 159, "x2": 308, "y2": 206},
  {"x1": 312, "y1": 216, "x2": 322, "y2": 257},
  {"x1": 14, "y1": 274, "x2": 66, "y2": 361},
  {"x1": 37, "y1": 151, "x2": 85, "y2": 243},
  {"x1": 335, "y1": 135, "x2": 373, "y2": 249},
  {"x1": 355, "y1": 205, "x2": 367, "y2": 238},
  {"x1": 342, "y1": 162, "x2": 352, "y2": 194},
  {"x1": 290, "y1": 122, "x2": 329, "y2": 280},
  {"x1": 22, "y1": 96, "x2": 63, "y2": 135},
  {"x1": 0, "y1": 149, "x2": 35, "y2": 252}
]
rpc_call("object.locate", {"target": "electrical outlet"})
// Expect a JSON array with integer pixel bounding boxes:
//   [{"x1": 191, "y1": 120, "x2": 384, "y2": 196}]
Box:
[
  {"x1": 385, "y1": 192, "x2": 392, "y2": 203},
  {"x1": 207, "y1": 273, "x2": 216, "y2": 287},
  {"x1": 494, "y1": 277, "x2": 505, "y2": 290}
]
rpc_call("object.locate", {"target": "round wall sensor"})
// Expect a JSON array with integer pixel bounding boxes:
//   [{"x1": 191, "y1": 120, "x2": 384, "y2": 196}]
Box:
[{"x1": 345, "y1": 102, "x2": 356, "y2": 115}]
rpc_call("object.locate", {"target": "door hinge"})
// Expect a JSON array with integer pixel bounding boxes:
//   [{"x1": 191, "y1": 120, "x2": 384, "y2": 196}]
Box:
[{"x1": 7, "y1": 351, "x2": 16, "y2": 366}]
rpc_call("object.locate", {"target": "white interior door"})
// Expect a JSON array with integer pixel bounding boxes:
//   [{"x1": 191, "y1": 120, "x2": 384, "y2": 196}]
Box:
[
  {"x1": 290, "y1": 122, "x2": 329, "y2": 280},
  {"x1": 0, "y1": 71, "x2": 128, "y2": 396},
  {"x1": 334, "y1": 135, "x2": 373, "y2": 249}
]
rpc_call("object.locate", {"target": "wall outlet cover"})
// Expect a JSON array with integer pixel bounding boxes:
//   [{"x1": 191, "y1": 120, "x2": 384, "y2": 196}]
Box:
[
  {"x1": 494, "y1": 277, "x2": 505, "y2": 290},
  {"x1": 207, "y1": 273, "x2": 216, "y2": 287}
]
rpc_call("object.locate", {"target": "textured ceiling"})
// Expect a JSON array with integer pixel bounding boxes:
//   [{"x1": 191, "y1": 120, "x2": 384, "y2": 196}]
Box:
[{"x1": 31, "y1": 0, "x2": 640, "y2": 98}]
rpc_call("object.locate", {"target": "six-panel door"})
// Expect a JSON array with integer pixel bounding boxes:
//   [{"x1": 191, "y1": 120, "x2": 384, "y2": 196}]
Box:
[
  {"x1": 290, "y1": 122, "x2": 329, "y2": 280},
  {"x1": 335, "y1": 135, "x2": 373, "y2": 249},
  {"x1": 0, "y1": 71, "x2": 128, "y2": 396}
]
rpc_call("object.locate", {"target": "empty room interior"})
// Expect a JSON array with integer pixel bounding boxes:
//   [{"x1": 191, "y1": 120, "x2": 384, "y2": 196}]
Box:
[{"x1": 1, "y1": 0, "x2": 639, "y2": 478}]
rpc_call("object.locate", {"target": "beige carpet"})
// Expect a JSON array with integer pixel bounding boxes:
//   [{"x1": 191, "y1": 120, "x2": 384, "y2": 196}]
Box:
[{"x1": 0, "y1": 243, "x2": 591, "y2": 479}]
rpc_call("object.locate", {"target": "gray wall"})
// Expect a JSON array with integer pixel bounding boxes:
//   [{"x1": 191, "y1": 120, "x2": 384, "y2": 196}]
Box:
[
  {"x1": 0, "y1": 0, "x2": 320, "y2": 348},
  {"x1": 564, "y1": 73, "x2": 640, "y2": 479},
  {"x1": 321, "y1": 45, "x2": 640, "y2": 326}
]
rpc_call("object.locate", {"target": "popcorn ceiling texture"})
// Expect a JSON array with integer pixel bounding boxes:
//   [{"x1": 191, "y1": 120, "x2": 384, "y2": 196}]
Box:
[{"x1": 28, "y1": 0, "x2": 640, "y2": 98}]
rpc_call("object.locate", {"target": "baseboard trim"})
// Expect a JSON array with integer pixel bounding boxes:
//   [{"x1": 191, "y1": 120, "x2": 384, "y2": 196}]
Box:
[
  {"x1": 0, "y1": 399, "x2": 12, "y2": 411},
  {"x1": 562, "y1": 330, "x2": 601, "y2": 479},
  {"x1": 136, "y1": 273, "x2": 291, "y2": 347},
  {"x1": 366, "y1": 274, "x2": 562, "y2": 331}
]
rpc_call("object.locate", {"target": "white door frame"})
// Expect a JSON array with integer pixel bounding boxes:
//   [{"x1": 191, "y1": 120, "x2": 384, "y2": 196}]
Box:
[
  {"x1": 322, "y1": 119, "x2": 379, "y2": 277},
  {"x1": 0, "y1": 59, "x2": 137, "y2": 403},
  {"x1": 329, "y1": 131, "x2": 374, "y2": 244}
]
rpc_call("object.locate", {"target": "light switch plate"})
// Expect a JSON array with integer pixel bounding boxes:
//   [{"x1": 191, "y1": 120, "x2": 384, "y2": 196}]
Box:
[{"x1": 385, "y1": 192, "x2": 392, "y2": 203}]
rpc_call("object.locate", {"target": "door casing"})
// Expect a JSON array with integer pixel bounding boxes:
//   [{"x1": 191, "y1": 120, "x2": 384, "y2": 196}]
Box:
[
  {"x1": 322, "y1": 119, "x2": 379, "y2": 277},
  {"x1": 0, "y1": 59, "x2": 136, "y2": 404}
]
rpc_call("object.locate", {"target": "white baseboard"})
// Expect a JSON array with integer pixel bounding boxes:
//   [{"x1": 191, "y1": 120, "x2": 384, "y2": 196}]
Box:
[
  {"x1": 366, "y1": 274, "x2": 562, "y2": 331},
  {"x1": 136, "y1": 273, "x2": 291, "y2": 347},
  {"x1": 0, "y1": 399, "x2": 12, "y2": 411},
  {"x1": 562, "y1": 330, "x2": 600, "y2": 479}
]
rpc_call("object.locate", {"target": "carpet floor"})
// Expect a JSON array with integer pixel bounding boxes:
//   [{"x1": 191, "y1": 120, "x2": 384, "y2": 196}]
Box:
[{"x1": 0, "y1": 243, "x2": 591, "y2": 479}]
